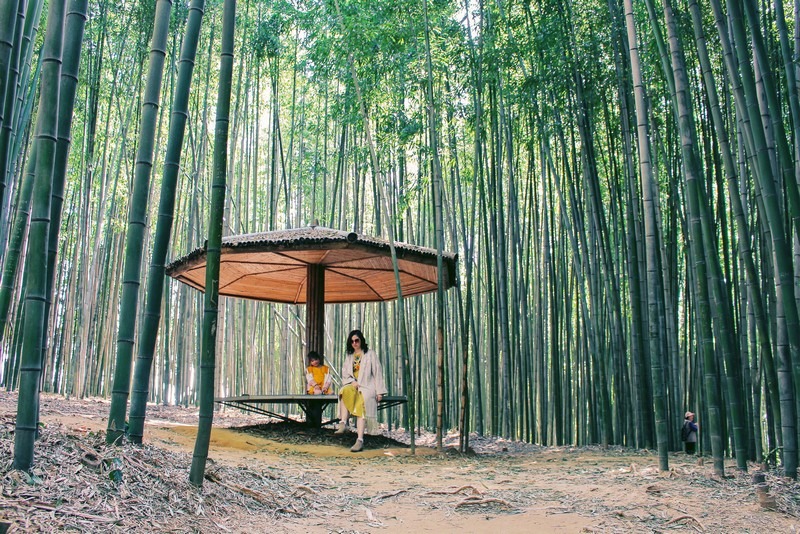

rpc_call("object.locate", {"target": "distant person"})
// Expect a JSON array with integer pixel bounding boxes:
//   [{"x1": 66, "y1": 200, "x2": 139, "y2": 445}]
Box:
[
  {"x1": 306, "y1": 351, "x2": 332, "y2": 395},
  {"x1": 334, "y1": 329, "x2": 387, "y2": 452},
  {"x1": 682, "y1": 411, "x2": 699, "y2": 454}
]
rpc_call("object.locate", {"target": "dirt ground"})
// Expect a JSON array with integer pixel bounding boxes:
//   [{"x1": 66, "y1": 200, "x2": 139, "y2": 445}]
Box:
[{"x1": 1, "y1": 391, "x2": 798, "y2": 533}]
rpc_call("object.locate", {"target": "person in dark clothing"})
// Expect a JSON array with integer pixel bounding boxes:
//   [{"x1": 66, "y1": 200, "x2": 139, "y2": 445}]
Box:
[{"x1": 682, "y1": 411, "x2": 699, "y2": 454}]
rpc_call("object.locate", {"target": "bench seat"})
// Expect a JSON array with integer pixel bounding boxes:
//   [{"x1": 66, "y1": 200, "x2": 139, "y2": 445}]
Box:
[{"x1": 215, "y1": 394, "x2": 407, "y2": 426}]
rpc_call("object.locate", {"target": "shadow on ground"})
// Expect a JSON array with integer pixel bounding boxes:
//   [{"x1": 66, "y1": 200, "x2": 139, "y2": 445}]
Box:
[{"x1": 234, "y1": 420, "x2": 410, "y2": 451}]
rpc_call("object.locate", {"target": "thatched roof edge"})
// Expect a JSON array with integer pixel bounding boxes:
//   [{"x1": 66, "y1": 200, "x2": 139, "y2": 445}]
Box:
[{"x1": 165, "y1": 227, "x2": 458, "y2": 284}]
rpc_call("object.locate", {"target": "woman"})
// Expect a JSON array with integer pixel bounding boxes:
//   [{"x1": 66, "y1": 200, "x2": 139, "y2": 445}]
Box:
[{"x1": 335, "y1": 329, "x2": 387, "y2": 452}]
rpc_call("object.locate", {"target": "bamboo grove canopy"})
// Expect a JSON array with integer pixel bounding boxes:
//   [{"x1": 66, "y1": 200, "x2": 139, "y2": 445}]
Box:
[{"x1": 165, "y1": 226, "x2": 458, "y2": 304}]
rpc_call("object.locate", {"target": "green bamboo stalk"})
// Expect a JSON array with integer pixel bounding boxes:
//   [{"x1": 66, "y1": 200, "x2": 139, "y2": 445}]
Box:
[
  {"x1": 6, "y1": 52, "x2": 40, "y2": 191},
  {"x1": 41, "y1": 0, "x2": 88, "y2": 391},
  {"x1": 421, "y1": 0, "x2": 446, "y2": 452},
  {"x1": 189, "y1": 0, "x2": 235, "y2": 487},
  {"x1": 5, "y1": 279, "x2": 25, "y2": 388},
  {"x1": 0, "y1": 142, "x2": 35, "y2": 345},
  {"x1": 607, "y1": 0, "x2": 651, "y2": 445},
  {"x1": 160, "y1": 278, "x2": 171, "y2": 404},
  {"x1": 0, "y1": 0, "x2": 26, "y2": 226},
  {"x1": 0, "y1": 0, "x2": 42, "y2": 255},
  {"x1": 128, "y1": 0, "x2": 206, "y2": 445},
  {"x1": 623, "y1": 0, "x2": 669, "y2": 470},
  {"x1": 739, "y1": 0, "x2": 800, "y2": 476},
  {"x1": 0, "y1": 0, "x2": 21, "y2": 216},
  {"x1": 661, "y1": 0, "x2": 728, "y2": 475},
  {"x1": 713, "y1": 0, "x2": 799, "y2": 478},
  {"x1": 106, "y1": 0, "x2": 173, "y2": 445},
  {"x1": 689, "y1": 0, "x2": 768, "y2": 469},
  {"x1": 771, "y1": 0, "x2": 800, "y2": 183},
  {"x1": 12, "y1": 0, "x2": 65, "y2": 471},
  {"x1": 12, "y1": 0, "x2": 44, "y2": 127},
  {"x1": 331, "y1": 0, "x2": 416, "y2": 453}
]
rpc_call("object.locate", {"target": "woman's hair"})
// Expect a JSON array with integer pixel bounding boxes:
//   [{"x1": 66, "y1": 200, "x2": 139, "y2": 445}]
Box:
[
  {"x1": 346, "y1": 329, "x2": 368, "y2": 354},
  {"x1": 307, "y1": 350, "x2": 324, "y2": 365}
]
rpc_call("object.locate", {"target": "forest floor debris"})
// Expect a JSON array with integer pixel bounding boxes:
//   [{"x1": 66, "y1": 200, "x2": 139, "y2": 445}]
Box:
[
  {"x1": 1, "y1": 391, "x2": 800, "y2": 533},
  {"x1": 0, "y1": 419, "x2": 339, "y2": 531}
]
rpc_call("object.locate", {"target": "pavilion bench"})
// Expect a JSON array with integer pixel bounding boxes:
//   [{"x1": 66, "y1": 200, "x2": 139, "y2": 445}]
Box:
[{"x1": 214, "y1": 394, "x2": 408, "y2": 427}]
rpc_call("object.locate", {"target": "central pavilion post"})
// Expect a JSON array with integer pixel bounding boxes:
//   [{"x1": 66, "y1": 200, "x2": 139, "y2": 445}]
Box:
[{"x1": 305, "y1": 263, "x2": 326, "y2": 426}]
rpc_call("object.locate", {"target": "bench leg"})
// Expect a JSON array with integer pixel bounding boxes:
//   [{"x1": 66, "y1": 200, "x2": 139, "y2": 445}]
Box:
[{"x1": 305, "y1": 400, "x2": 324, "y2": 428}]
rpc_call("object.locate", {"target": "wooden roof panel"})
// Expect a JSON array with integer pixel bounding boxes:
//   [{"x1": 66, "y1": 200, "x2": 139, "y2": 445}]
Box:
[{"x1": 223, "y1": 281, "x2": 304, "y2": 303}]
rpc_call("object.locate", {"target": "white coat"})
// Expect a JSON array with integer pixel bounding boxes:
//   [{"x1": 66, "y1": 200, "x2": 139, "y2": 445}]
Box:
[{"x1": 341, "y1": 349, "x2": 387, "y2": 433}]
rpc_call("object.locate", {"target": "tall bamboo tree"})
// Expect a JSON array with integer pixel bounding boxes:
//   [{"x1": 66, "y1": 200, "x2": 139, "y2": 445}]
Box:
[
  {"x1": 0, "y1": 0, "x2": 22, "y2": 218},
  {"x1": 421, "y1": 0, "x2": 447, "y2": 452},
  {"x1": 662, "y1": 0, "x2": 727, "y2": 475},
  {"x1": 712, "y1": 0, "x2": 799, "y2": 478},
  {"x1": 107, "y1": 0, "x2": 174, "y2": 444},
  {"x1": 189, "y1": 0, "x2": 235, "y2": 487},
  {"x1": 129, "y1": 0, "x2": 206, "y2": 444},
  {"x1": 688, "y1": 0, "x2": 763, "y2": 470},
  {"x1": 42, "y1": 0, "x2": 88, "y2": 396},
  {"x1": 623, "y1": 0, "x2": 670, "y2": 470},
  {"x1": 12, "y1": 0, "x2": 65, "y2": 471}
]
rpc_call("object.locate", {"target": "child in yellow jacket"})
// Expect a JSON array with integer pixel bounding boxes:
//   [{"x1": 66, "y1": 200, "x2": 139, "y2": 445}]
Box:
[{"x1": 306, "y1": 351, "x2": 332, "y2": 394}]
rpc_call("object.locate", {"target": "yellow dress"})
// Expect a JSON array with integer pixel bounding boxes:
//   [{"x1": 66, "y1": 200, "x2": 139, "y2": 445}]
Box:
[
  {"x1": 306, "y1": 364, "x2": 332, "y2": 394},
  {"x1": 339, "y1": 352, "x2": 366, "y2": 417}
]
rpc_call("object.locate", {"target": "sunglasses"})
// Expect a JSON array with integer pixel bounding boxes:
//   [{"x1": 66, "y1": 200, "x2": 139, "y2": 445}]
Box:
[{"x1": 351, "y1": 338, "x2": 361, "y2": 343}]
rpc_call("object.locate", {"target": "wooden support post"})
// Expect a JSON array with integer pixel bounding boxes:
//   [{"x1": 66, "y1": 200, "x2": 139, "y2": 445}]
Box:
[
  {"x1": 306, "y1": 264, "x2": 325, "y2": 354},
  {"x1": 305, "y1": 264, "x2": 325, "y2": 427}
]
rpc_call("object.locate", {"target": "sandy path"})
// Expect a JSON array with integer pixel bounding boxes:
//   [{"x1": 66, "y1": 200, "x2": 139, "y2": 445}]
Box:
[
  {"x1": 139, "y1": 414, "x2": 796, "y2": 532},
  {"x1": 2, "y1": 392, "x2": 798, "y2": 533}
]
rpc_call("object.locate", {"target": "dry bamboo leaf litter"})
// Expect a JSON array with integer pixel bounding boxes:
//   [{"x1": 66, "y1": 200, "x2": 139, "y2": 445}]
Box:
[
  {"x1": 425, "y1": 485, "x2": 483, "y2": 496},
  {"x1": 454, "y1": 497, "x2": 514, "y2": 509},
  {"x1": 0, "y1": 422, "x2": 340, "y2": 532},
  {"x1": 664, "y1": 513, "x2": 706, "y2": 530},
  {"x1": 373, "y1": 488, "x2": 408, "y2": 500}
]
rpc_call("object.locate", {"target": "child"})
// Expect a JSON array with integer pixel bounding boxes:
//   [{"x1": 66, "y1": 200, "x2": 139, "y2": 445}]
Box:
[{"x1": 306, "y1": 351, "x2": 332, "y2": 395}]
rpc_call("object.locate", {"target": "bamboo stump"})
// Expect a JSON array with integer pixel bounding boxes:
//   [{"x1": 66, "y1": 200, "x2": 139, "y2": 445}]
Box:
[{"x1": 752, "y1": 471, "x2": 776, "y2": 510}]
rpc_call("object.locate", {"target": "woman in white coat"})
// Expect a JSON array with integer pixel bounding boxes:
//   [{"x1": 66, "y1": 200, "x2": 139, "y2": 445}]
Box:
[{"x1": 335, "y1": 329, "x2": 387, "y2": 452}]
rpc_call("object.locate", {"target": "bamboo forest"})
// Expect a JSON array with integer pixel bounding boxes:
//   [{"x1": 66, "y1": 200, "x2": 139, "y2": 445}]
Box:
[{"x1": 4, "y1": 0, "x2": 800, "y2": 502}]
